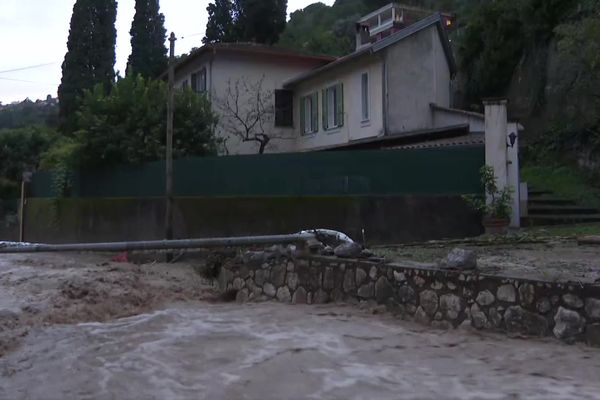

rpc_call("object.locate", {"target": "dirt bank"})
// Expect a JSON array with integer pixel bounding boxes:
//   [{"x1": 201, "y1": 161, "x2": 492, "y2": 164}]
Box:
[{"x1": 0, "y1": 252, "x2": 217, "y2": 357}]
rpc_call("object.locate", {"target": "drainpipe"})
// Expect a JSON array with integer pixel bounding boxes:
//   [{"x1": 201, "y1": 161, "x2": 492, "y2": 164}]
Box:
[{"x1": 382, "y1": 54, "x2": 388, "y2": 136}]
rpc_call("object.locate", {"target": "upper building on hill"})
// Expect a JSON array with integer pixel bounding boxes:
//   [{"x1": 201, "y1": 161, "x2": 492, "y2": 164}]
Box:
[{"x1": 171, "y1": 3, "x2": 499, "y2": 155}]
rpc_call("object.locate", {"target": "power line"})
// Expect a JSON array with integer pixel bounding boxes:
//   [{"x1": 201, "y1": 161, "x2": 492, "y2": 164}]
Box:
[
  {"x1": 0, "y1": 62, "x2": 59, "y2": 75},
  {"x1": 0, "y1": 76, "x2": 58, "y2": 86}
]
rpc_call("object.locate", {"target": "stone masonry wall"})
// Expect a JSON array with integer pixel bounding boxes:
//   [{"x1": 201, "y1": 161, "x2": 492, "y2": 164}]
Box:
[{"x1": 218, "y1": 256, "x2": 600, "y2": 346}]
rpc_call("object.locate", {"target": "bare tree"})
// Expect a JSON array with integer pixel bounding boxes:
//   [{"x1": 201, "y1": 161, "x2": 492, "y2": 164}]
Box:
[{"x1": 216, "y1": 76, "x2": 289, "y2": 154}]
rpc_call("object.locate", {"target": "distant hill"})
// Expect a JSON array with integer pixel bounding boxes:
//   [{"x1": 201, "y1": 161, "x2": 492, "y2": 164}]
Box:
[{"x1": 0, "y1": 96, "x2": 59, "y2": 130}]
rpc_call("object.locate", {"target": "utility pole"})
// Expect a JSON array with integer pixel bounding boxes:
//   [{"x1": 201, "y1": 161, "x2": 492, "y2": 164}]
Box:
[{"x1": 165, "y1": 32, "x2": 176, "y2": 261}]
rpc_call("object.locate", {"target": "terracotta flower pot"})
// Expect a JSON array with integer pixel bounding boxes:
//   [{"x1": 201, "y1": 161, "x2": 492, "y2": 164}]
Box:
[{"x1": 483, "y1": 217, "x2": 510, "y2": 235}]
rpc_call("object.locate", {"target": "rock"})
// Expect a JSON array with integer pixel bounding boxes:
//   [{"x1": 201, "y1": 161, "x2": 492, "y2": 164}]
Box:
[
  {"x1": 369, "y1": 266, "x2": 378, "y2": 280},
  {"x1": 233, "y1": 277, "x2": 245, "y2": 291},
  {"x1": 447, "y1": 282, "x2": 457, "y2": 290},
  {"x1": 322, "y1": 246, "x2": 335, "y2": 256},
  {"x1": 551, "y1": 295, "x2": 560, "y2": 305},
  {"x1": 476, "y1": 290, "x2": 495, "y2": 306},
  {"x1": 313, "y1": 289, "x2": 329, "y2": 304},
  {"x1": 386, "y1": 298, "x2": 406, "y2": 317},
  {"x1": 504, "y1": 306, "x2": 548, "y2": 337},
  {"x1": 562, "y1": 294, "x2": 584, "y2": 309},
  {"x1": 356, "y1": 268, "x2": 367, "y2": 286},
  {"x1": 323, "y1": 267, "x2": 334, "y2": 290},
  {"x1": 440, "y1": 294, "x2": 464, "y2": 320},
  {"x1": 375, "y1": 277, "x2": 393, "y2": 303},
  {"x1": 397, "y1": 285, "x2": 417, "y2": 304},
  {"x1": 218, "y1": 267, "x2": 234, "y2": 292},
  {"x1": 585, "y1": 298, "x2": 600, "y2": 320},
  {"x1": 497, "y1": 285, "x2": 516, "y2": 303},
  {"x1": 276, "y1": 287, "x2": 292, "y2": 303},
  {"x1": 415, "y1": 306, "x2": 430, "y2": 325},
  {"x1": 536, "y1": 297, "x2": 552, "y2": 314},
  {"x1": 434, "y1": 312, "x2": 443, "y2": 321},
  {"x1": 0, "y1": 310, "x2": 18, "y2": 321},
  {"x1": 334, "y1": 242, "x2": 363, "y2": 258},
  {"x1": 286, "y1": 273, "x2": 299, "y2": 291},
  {"x1": 263, "y1": 283, "x2": 276, "y2": 298},
  {"x1": 471, "y1": 304, "x2": 489, "y2": 329},
  {"x1": 393, "y1": 271, "x2": 406, "y2": 283},
  {"x1": 586, "y1": 324, "x2": 600, "y2": 347},
  {"x1": 343, "y1": 269, "x2": 355, "y2": 293},
  {"x1": 332, "y1": 289, "x2": 344, "y2": 303},
  {"x1": 419, "y1": 290, "x2": 439, "y2": 316},
  {"x1": 286, "y1": 261, "x2": 295, "y2": 272},
  {"x1": 439, "y1": 248, "x2": 477, "y2": 270},
  {"x1": 270, "y1": 264, "x2": 287, "y2": 287},
  {"x1": 518, "y1": 284, "x2": 535, "y2": 306},
  {"x1": 292, "y1": 287, "x2": 308, "y2": 304},
  {"x1": 489, "y1": 307, "x2": 503, "y2": 328},
  {"x1": 254, "y1": 269, "x2": 268, "y2": 287},
  {"x1": 414, "y1": 276, "x2": 426, "y2": 287},
  {"x1": 431, "y1": 281, "x2": 444, "y2": 290},
  {"x1": 236, "y1": 288, "x2": 249, "y2": 303},
  {"x1": 357, "y1": 283, "x2": 374, "y2": 298},
  {"x1": 553, "y1": 307, "x2": 585, "y2": 340}
]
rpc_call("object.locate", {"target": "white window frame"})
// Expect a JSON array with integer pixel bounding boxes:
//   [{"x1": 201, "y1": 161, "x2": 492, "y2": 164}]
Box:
[
  {"x1": 323, "y1": 83, "x2": 343, "y2": 131},
  {"x1": 361, "y1": 72, "x2": 370, "y2": 122},
  {"x1": 300, "y1": 92, "x2": 318, "y2": 135}
]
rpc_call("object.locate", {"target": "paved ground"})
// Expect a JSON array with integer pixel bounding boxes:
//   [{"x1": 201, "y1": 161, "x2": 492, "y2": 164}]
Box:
[
  {"x1": 1, "y1": 253, "x2": 600, "y2": 399},
  {"x1": 376, "y1": 238, "x2": 600, "y2": 284}
]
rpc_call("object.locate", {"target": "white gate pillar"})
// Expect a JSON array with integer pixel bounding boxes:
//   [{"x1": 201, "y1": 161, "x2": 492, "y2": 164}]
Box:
[{"x1": 483, "y1": 99, "x2": 520, "y2": 228}]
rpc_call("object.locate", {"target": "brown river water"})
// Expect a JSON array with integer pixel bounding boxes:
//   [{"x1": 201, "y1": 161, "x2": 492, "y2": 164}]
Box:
[{"x1": 1, "y1": 253, "x2": 600, "y2": 399}]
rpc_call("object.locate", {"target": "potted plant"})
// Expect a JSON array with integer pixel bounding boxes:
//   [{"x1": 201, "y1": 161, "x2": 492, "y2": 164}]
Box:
[{"x1": 464, "y1": 165, "x2": 513, "y2": 235}]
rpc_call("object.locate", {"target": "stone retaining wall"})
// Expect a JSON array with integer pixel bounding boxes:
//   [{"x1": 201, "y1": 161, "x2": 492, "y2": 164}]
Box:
[{"x1": 219, "y1": 256, "x2": 600, "y2": 346}]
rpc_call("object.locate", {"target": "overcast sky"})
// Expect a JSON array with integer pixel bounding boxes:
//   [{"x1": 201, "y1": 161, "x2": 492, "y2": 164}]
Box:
[{"x1": 0, "y1": 0, "x2": 334, "y2": 104}]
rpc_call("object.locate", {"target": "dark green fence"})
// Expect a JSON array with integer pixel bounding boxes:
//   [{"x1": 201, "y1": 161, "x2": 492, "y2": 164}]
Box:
[{"x1": 29, "y1": 146, "x2": 484, "y2": 198}]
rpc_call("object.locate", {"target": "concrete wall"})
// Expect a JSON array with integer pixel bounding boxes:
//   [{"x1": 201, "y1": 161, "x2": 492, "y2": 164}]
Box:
[
  {"x1": 174, "y1": 51, "x2": 327, "y2": 155},
  {"x1": 292, "y1": 55, "x2": 385, "y2": 151},
  {"x1": 432, "y1": 107, "x2": 485, "y2": 132},
  {"x1": 220, "y1": 256, "x2": 600, "y2": 346},
  {"x1": 384, "y1": 25, "x2": 452, "y2": 134},
  {"x1": 18, "y1": 196, "x2": 482, "y2": 245}
]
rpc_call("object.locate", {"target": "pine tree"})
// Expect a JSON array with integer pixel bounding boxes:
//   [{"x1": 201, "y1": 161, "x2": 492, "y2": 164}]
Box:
[
  {"x1": 58, "y1": 0, "x2": 117, "y2": 134},
  {"x1": 203, "y1": 0, "x2": 237, "y2": 44},
  {"x1": 127, "y1": 0, "x2": 168, "y2": 78}
]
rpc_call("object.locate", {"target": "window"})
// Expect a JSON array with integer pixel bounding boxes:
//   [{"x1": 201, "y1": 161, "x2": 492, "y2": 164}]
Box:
[
  {"x1": 275, "y1": 90, "x2": 294, "y2": 127},
  {"x1": 191, "y1": 68, "x2": 207, "y2": 93},
  {"x1": 181, "y1": 79, "x2": 189, "y2": 89},
  {"x1": 361, "y1": 73, "x2": 369, "y2": 122},
  {"x1": 322, "y1": 83, "x2": 344, "y2": 130},
  {"x1": 300, "y1": 92, "x2": 318, "y2": 135}
]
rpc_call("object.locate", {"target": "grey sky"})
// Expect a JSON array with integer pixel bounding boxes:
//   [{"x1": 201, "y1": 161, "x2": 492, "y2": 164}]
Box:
[{"x1": 0, "y1": 0, "x2": 333, "y2": 104}]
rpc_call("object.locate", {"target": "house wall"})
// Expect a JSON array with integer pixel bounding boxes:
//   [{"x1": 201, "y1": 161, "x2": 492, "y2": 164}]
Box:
[
  {"x1": 292, "y1": 55, "x2": 384, "y2": 151},
  {"x1": 384, "y1": 25, "x2": 451, "y2": 134},
  {"x1": 174, "y1": 51, "x2": 327, "y2": 155}
]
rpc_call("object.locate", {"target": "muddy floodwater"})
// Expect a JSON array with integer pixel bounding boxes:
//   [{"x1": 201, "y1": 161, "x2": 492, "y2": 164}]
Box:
[{"x1": 1, "y1": 254, "x2": 600, "y2": 399}]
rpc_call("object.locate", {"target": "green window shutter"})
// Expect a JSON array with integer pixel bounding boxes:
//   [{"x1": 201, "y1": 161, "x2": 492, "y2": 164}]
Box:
[
  {"x1": 336, "y1": 83, "x2": 344, "y2": 127},
  {"x1": 300, "y1": 96, "x2": 306, "y2": 134},
  {"x1": 322, "y1": 89, "x2": 328, "y2": 130},
  {"x1": 311, "y1": 92, "x2": 319, "y2": 132}
]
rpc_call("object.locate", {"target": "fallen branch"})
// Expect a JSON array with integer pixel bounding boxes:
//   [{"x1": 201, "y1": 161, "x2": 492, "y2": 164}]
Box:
[{"x1": 577, "y1": 236, "x2": 600, "y2": 246}]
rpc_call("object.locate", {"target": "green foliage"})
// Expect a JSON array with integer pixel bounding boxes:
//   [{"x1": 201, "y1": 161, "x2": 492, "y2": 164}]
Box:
[
  {"x1": 0, "y1": 98, "x2": 58, "y2": 130},
  {"x1": 204, "y1": 0, "x2": 288, "y2": 45},
  {"x1": 58, "y1": 75, "x2": 218, "y2": 169},
  {"x1": 127, "y1": 0, "x2": 168, "y2": 79},
  {"x1": 521, "y1": 163, "x2": 600, "y2": 210},
  {"x1": 0, "y1": 126, "x2": 57, "y2": 198},
  {"x1": 463, "y1": 165, "x2": 513, "y2": 220},
  {"x1": 458, "y1": 0, "x2": 526, "y2": 104},
  {"x1": 58, "y1": 0, "x2": 117, "y2": 134}
]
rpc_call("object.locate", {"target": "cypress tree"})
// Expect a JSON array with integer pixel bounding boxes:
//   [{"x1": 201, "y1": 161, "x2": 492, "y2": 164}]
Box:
[
  {"x1": 58, "y1": 0, "x2": 117, "y2": 134},
  {"x1": 203, "y1": 0, "x2": 237, "y2": 44},
  {"x1": 127, "y1": 0, "x2": 168, "y2": 78},
  {"x1": 236, "y1": 0, "x2": 287, "y2": 44},
  {"x1": 203, "y1": 0, "x2": 287, "y2": 45}
]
